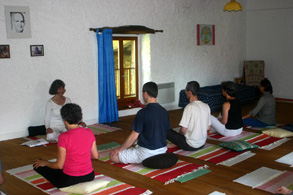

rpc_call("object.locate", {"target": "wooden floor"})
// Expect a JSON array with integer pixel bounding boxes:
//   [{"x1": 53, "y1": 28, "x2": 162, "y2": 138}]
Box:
[{"x1": 0, "y1": 100, "x2": 292, "y2": 195}]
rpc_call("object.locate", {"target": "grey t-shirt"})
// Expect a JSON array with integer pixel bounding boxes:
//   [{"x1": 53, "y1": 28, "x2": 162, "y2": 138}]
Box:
[{"x1": 249, "y1": 92, "x2": 276, "y2": 125}]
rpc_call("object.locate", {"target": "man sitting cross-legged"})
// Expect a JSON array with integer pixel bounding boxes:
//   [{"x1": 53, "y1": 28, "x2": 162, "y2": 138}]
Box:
[
  {"x1": 110, "y1": 82, "x2": 171, "y2": 164},
  {"x1": 167, "y1": 81, "x2": 211, "y2": 151}
]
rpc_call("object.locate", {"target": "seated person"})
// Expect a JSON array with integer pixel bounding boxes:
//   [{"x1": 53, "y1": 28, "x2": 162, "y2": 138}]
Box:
[
  {"x1": 33, "y1": 103, "x2": 98, "y2": 188},
  {"x1": 210, "y1": 81, "x2": 243, "y2": 137},
  {"x1": 275, "y1": 186, "x2": 293, "y2": 195},
  {"x1": 45, "y1": 79, "x2": 71, "y2": 142},
  {"x1": 45, "y1": 80, "x2": 86, "y2": 142},
  {"x1": 167, "y1": 81, "x2": 211, "y2": 151},
  {"x1": 242, "y1": 79, "x2": 276, "y2": 126},
  {"x1": 0, "y1": 159, "x2": 4, "y2": 185},
  {"x1": 109, "y1": 82, "x2": 170, "y2": 164}
]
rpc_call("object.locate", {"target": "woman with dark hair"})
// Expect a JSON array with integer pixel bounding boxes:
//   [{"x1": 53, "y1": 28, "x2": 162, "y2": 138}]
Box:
[
  {"x1": 45, "y1": 80, "x2": 72, "y2": 142},
  {"x1": 34, "y1": 103, "x2": 99, "y2": 188},
  {"x1": 242, "y1": 79, "x2": 276, "y2": 126},
  {"x1": 210, "y1": 81, "x2": 243, "y2": 137}
]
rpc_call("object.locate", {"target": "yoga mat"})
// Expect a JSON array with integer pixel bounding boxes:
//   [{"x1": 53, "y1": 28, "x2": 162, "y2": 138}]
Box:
[
  {"x1": 208, "y1": 131, "x2": 289, "y2": 150},
  {"x1": 23, "y1": 136, "x2": 55, "y2": 146},
  {"x1": 208, "y1": 131, "x2": 257, "y2": 142},
  {"x1": 88, "y1": 123, "x2": 122, "y2": 135},
  {"x1": 256, "y1": 171, "x2": 293, "y2": 193},
  {"x1": 233, "y1": 167, "x2": 293, "y2": 194},
  {"x1": 233, "y1": 167, "x2": 283, "y2": 188},
  {"x1": 98, "y1": 143, "x2": 210, "y2": 184},
  {"x1": 167, "y1": 143, "x2": 255, "y2": 167},
  {"x1": 97, "y1": 142, "x2": 121, "y2": 159},
  {"x1": 6, "y1": 163, "x2": 151, "y2": 195},
  {"x1": 244, "y1": 122, "x2": 284, "y2": 131},
  {"x1": 242, "y1": 118, "x2": 269, "y2": 128},
  {"x1": 275, "y1": 152, "x2": 293, "y2": 167},
  {"x1": 23, "y1": 124, "x2": 121, "y2": 145}
]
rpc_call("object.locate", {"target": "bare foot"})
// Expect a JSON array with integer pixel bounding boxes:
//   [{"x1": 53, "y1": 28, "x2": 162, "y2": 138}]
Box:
[
  {"x1": 208, "y1": 128, "x2": 217, "y2": 133},
  {"x1": 167, "y1": 143, "x2": 177, "y2": 148}
]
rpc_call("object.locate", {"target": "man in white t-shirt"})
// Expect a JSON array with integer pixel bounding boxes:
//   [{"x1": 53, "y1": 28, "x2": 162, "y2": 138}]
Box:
[{"x1": 167, "y1": 81, "x2": 211, "y2": 151}]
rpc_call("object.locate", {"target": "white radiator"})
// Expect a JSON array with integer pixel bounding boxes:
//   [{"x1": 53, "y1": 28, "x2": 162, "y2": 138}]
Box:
[{"x1": 157, "y1": 82, "x2": 175, "y2": 104}]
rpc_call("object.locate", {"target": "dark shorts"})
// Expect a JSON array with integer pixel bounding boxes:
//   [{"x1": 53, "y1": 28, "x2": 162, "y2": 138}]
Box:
[
  {"x1": 167, "y1": 129, "x2": 205, "y2": 151},
  {"x1": 34, "y1": 166, "x2": 95, "y2": 188}
]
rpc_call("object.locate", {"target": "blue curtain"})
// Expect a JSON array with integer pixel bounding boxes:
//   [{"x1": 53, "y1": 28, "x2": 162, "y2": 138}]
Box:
[{"x1": 96, "y1": 29, "x2": 119, "y2": 123}]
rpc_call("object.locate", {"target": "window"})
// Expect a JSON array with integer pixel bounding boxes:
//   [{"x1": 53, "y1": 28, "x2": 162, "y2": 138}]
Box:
[{"x1": 113, "y1": 37, "x2": 138, "y2": 110}]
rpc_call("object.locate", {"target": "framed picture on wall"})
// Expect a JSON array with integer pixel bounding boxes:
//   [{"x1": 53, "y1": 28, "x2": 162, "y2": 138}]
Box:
[
  {"x1": 30, "y1": 45, "x2": 44, "y2": 57},
  {"x1": 197, "y1": 24, "x2": 215, "y2": 46},
  {"x1": 4, "y1": 6, "x2": 32, "y2": 39},
  {"x1": 0, "y1": 45, "x2": 10, "y2": 58}
]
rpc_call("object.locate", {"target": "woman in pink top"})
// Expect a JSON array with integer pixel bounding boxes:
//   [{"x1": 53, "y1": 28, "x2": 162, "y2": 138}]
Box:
[{"x1": 33, "y1": 103, "x2": 99, "y2": 188}]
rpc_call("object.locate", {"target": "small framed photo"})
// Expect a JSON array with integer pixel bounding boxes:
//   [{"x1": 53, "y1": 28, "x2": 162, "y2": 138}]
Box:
[
  {"x1": 30, "y1": 45, "x2": 44, "y2": 57},
  {"x1": 0, "y1": 45, "x2": 10, "y2": 58}
]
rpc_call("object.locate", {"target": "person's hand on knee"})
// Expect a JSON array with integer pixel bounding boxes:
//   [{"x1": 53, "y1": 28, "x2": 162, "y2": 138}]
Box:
[
  {"x1": 109, "y1": 148, "x2": 122, "y2": 164},
  {"x1": 109, "y1": 153, "x2": 121, "y2": 164},
  {"x1": 46, "y1": 132, "x2": 57, "y2": 143},
  {"x1": 46, "y1": 128, "x2": 53, "y2": 134}
]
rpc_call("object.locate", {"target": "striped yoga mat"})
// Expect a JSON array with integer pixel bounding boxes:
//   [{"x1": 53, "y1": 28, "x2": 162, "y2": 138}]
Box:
[
  {"x1": 24, "y1": 124, "x2": 121, "y2": 144},
  {"x1": 167, "y1": 143, "x2": 255, "y2": 167},
  {"x1": 88, "y1": 123, "x2": 122, "y2": 135},
  {"x1": 98, "y1": 142, "x2": 211, "y2": 184},
  {"x1": 6, "y1": 163, "x2": 151, "y2": 195},
  {"x1": 233, "y1": 167, "x2": 293, "y2": 194},
  {"x1": 97, "y1": 142, "x2": 121, "y2": 159},
  {"x1": 208, "y1": 131, "x2": 290, "y2": 150},
  {"x1": 243, "y1": 126, "x2": 275, "y2": 131}
]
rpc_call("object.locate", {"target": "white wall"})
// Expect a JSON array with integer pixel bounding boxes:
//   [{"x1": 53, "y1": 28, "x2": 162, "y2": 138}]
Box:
[
  {"x1": 0, "y1": 0, "x2": 246, "y2": 141},
  {"x1": 246, "y1": 0, "x2": 293, "y2": 99}
]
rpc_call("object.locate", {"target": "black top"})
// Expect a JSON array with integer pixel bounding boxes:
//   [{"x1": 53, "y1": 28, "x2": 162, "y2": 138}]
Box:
[
  {"x1": 225, "y1": 99, "x2": 243, "y2": 129},
  {"x1": 131, "y1": 103, "x2": 171, "y2": 150}
]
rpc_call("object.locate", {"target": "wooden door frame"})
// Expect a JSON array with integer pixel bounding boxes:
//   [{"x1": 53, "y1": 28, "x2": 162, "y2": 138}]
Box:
[{"x1": 113, "y1": 37, "x2": 139, "y2": 110}]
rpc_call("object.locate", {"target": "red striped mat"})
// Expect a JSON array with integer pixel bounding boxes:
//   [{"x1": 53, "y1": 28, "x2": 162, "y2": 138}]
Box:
[
  {"x1": 99, "y1": 143, "x2": 209, "y2": 184},
  {"x1": 167, "y1": 143, "x2": 255, "y2": 166},
  {"x1": 256, "y1": 171, "x2": 293, "y2": 194},
  {"x1": 234, "y1": 167, "x2": 293, "y2": 194},
  {"x1": 6, "y1": 164, "x2": 151, "y2": 195},
  {"x1": 208, "y1": 131, "x2": 289, "y2": 150}
]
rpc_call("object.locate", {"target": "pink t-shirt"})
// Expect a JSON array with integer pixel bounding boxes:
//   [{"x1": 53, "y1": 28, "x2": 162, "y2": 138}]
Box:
[{"x1": 58, "y1": 127, "x2": 95, "y2": 176}]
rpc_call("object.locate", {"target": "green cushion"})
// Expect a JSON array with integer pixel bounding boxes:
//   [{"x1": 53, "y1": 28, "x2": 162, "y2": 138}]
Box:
[{"x1": 218, "y1": 140, "x2": 259, "y2": 151}]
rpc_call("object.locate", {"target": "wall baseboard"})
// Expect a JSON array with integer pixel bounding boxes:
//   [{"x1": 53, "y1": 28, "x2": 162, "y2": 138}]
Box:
[
  {"x1": 0, "y1": 131, "x2": 28, "y2": 142},
  {"x1": 118, "y1": 103, "x2": 180, "y2": 117},
  {"x1": 0, "y1": 105, "x2": 181, "y2": 141},
  {"x1": 275, "y1": 98, "x2": 293, "y2": 103},
  {"x1": 119, "y1": 107, "x2": 141, "y2": 117}
]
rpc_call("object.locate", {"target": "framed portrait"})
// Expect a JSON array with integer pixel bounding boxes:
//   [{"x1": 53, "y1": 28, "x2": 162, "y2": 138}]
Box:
[
  {"x1": 30, "y1": 45, "x2": 44, "y2": 57},
  {"x1": 0, "y1": 45, "x2": 10, "y2": 59},
  {"x1": 197, "y1": 24, "x2": 215, "y2": 46},
  {"x1": 4, "y1": 6, "x2": 32, "y2": 39}
]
